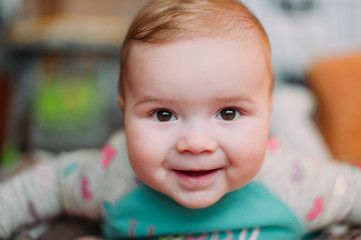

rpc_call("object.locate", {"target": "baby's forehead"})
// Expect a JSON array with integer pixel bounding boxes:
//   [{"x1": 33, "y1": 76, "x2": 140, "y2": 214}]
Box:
[
  {"x1": 127, "y1": 35, "x2": 271, "y2": 72},
  {"x1": 125, "y1": 37, "x2": 273, "y2": 90}
]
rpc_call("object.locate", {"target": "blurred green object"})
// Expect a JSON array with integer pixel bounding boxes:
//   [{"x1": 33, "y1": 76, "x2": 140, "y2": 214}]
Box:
[
  {"x1": 1, "y1": 143, "x2": 20, "y2": 169},
  {"x1": 34, "y1": 75, "x2": 103, "y2": 133}
]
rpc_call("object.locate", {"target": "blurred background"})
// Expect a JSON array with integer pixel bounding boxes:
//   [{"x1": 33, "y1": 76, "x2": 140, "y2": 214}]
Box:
[
  {"x1": 0, "y1": 0, "x2": 361, "y2": 172},
  {"x1": 0, "y1": 0, "x2": 150, "y2": 172}
]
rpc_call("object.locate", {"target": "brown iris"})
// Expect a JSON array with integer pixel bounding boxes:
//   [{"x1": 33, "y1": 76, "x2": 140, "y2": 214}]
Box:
[
  {"x1": 220, "y1": 109, "x2": 236, "y2": 120},
  {"x1": 156, "y1": 110, "x2": 173, "y2": 121}
]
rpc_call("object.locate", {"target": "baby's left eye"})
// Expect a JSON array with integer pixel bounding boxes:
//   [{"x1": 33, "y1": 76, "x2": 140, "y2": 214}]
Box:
[
  {"x1": 216, "y1": 108, "x2": 241, "y2": 121},
  {"x1": 152, "y1": 110, "x2": 176, "y2": 122}
]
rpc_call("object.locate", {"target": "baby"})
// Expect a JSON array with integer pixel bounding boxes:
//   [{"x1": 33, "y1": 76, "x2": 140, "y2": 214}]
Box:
[{"x1": 1, "y1": 0, "x2": 361, "y2": 239}]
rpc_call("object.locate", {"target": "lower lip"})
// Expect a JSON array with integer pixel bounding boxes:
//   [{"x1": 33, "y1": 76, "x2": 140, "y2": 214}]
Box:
[{"x1": 173, "y1": 169, "x2": 220, "y2": 189}]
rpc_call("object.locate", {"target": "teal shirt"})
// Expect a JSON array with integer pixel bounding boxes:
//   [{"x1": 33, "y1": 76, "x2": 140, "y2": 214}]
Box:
[{"x1": 102, "y1": 182, "x2": 307, "y2": 240}]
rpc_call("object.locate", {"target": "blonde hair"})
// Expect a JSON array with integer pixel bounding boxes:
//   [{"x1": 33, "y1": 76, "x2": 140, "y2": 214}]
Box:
[{"x1": 119, "y1": 0, "x2": 272, "y2": 95}]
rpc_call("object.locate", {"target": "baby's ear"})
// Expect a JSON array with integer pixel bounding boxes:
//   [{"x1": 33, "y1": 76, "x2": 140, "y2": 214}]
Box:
[{"x1": 117, "y1": 96, "x2": 125, "y2": 108}]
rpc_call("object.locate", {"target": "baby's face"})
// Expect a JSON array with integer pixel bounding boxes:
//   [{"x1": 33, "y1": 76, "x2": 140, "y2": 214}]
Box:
[{"x1": 120, "y1": 38, "x2": 272, "y2": 208}]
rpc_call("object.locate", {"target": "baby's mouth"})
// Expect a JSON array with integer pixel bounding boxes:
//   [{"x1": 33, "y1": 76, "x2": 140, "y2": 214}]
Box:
[
  {"x1": 174, "y1": 169, "x2": 219, "y2": 177},
  {"x1": 173, "y1": 168, "x2": 221, "y2": 187}
]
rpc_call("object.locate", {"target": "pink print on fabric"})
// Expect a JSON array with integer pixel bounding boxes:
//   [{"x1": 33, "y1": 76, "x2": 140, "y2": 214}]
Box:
[
  {"x1": 128, "y1": 220, "x2": 155, "y2": 238},
  {"x1": 81, "y1": 176, "x2": 93, "y2": 201},
  {"x1": 307, "y1": 196, "x2": 323, "y2": 221},
  {"x1": 289, "y1": 159, "x2": 306, "y2": 183},
  {"x1": 267, "y1": 137, "x2": 279, "y2": 155},
  {"x1": 210, "y1": 230, "x2": 234, "y2": 240},
  {"x1": 129, "y1": 219, "x2": 136, "y2": 237},
  {"x1": 28, "y1": 201, "x2": 40, "y2": 221},
  {"x1": 101, "y1": 144, "x2": 117, "y2": 168},
  {"x1": 148, "y1": 225, "x2": 154, "y2": 237},
  {"x1": 134, "y1": 176, "x2": 143, "y2": 185}
]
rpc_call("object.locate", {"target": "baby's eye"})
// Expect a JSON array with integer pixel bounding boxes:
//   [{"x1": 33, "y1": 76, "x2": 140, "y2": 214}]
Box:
[
  {"x1": 152, "y1": 110, "x2": 176, "y2": 122},
  {"x1": 216, "y1": 108, "x2": 241, "y2": 121}
]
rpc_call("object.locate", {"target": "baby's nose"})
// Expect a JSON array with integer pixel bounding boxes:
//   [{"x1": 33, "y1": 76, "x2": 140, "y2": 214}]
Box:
[{"x1": 176, "y1": 127, "x2": 218, "y2": 155}]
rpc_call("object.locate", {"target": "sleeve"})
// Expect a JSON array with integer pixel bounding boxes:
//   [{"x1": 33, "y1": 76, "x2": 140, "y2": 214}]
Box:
[
  {"x1": 0, "y1": 130, "x2": 137, "y2": 239},
  {"x1": 255, "y1": 137, "x2": 361, "y2": 232}
]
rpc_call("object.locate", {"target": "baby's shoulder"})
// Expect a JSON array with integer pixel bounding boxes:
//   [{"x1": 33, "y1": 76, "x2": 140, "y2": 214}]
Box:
[{"x1": 254, "y1": 137, "x2": 360, "y2": 231}]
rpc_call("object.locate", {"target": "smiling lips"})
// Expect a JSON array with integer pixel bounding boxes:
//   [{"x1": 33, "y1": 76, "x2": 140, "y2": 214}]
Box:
[
  {"x1": 175, "y1": 169, "x2": 218, "y2": 177},
  {"x1": 173, "y1": 168, "x2": 221, "y2": 187}
]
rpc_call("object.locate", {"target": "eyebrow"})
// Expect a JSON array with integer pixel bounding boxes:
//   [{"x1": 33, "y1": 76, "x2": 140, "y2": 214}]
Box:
[
  {"x1": 212, "y1": 95, "x2": 256, "y2": 104},
  {"x1": 134, "y1": 96, "x2": 178, "y2": 107}
]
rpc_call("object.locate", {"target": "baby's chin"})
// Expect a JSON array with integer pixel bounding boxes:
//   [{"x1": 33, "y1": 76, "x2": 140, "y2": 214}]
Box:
[
  {"x1": 170, "y1": 189, "x2": 226, "y2": 209},
  {"x1": 177, "y1": 199, "x2": 220, "y2": 209}
]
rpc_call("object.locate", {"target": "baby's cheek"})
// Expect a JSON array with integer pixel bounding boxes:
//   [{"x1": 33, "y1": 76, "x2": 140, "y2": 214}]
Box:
[
  {"x1": 227, "y1": 163, "x2": 260, "y2": 190},
  {"x1": 127, "y1": 138, "x2": 162, "y2": 175},
  {"x1": 227, "y1": 147, "x2": 265, "y2": 188},
  {"x1": 128, "y1": 140, "x2": 160, "y2": 165}
]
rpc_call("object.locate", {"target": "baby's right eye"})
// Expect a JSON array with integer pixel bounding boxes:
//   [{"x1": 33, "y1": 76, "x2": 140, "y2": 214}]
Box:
[{"x1": 152, "y1": 110, "x2": 176, "y2": 122}]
